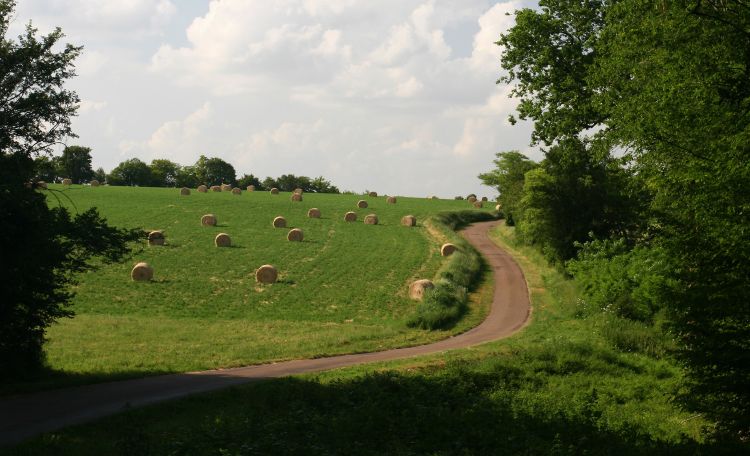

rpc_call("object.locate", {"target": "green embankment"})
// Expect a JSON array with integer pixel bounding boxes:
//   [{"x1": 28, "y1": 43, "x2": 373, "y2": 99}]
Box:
[{"x1": 7, "y1": 223, "x2": 739, "y2": 455}]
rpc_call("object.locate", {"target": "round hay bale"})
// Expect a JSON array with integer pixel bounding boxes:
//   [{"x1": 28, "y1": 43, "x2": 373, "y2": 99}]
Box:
[
  {"x1": 363, "y1": 214, "x2": 378, "y2": 225},
  {"x1": 495, "y1": 204, "x2": 502, "y2": 211},
  {"x1": 441, "y1": 243, "x2": 458, "y2": 257},
  {"x1": 368, "y1": 191, "x2": 378, "y2": 197},
  {"x1": 210, "y1": 185, "x2": 221, "y2": 192},
  {"x1": 467, "y1": 196, "x2": 477, "y2": 203},
  {"x1": 221, "y1": 184, "x2": 232, "y2": 192},
  {"x1": 482, "y1": 196, "x2": 488, "y2": 202},
  {"x1": 467, "y1": 193, "x2": 477, "y2": 200},
  {"x1": 247, "y1": 185, "x2": 255, "y2": 192},
  {"x1": 409, "y1": 279, "x2": 434, "y2": 301},
  {"x1": 131, "y1": 262, "x2": 154, "y2": 282},
  {"x1": 386, "y1": 196, "x2": 396, "y2": 204},
  {"x1": 473, "y1": 201, "x2": 483, "y2": 208},
  {"x1": 148, "y1": 230, "x2": 165, "y2": 246},
  {"x1": 215, "y1": 233, "x2": 231, "y2": 247},
  {"x1": 62, "y1": 178, "x2": 72, "y2": 186},
  {"x1": 344, "y1": 211, "x2": 357, "y2": 222},
  {"x1": 308, "y1": 208, "x2": 321, "y2": 218},
  {"x1": 291, "y1": 193, "x2": 302, "y2": 202},
  {"x1": 272, "y1": 216, "x2": 287, "y2": 228},
  {"x1": 232, "y1": 187, "x2": 241, "y2": 195},
  {"x1": 255, "y1": 264, "x2": 278, "y2": 284},
  {"x1": 357, "y1": 200, "x2": 368, "y2": 209},
  {"x1": 294, "y1": 188, "x2": 303, "y2": 194},
  {"x1": 401, "y1": 215, "x2": 417, "y2": 227},
  {"x1": 180, "y1": 187, "x2": 190, "y2": 196},
  {"x1": 197, "y1": 185, "x2": 208, "y2": 193},
  {"x1": 201, "y1": 214, "x2": 217, "y2": 226},
  {"x1": 430, "y1": 195, "x2": 439, "y2": 200},
  {"x1": 37, "y1": 181, "x2": 48, "y2": 189},
  {"x1": 270, "y1": 188, "x2": 279, "y2": 195},
  {"x1": 90, "y1": 179, "x2": 100, "y2": 187},
  {"x1": 287, "y1": 228, "x2": 304, "y2": 242}
]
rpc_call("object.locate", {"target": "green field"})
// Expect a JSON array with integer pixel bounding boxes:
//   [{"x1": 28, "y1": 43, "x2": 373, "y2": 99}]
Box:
[
  {"x1": 15, "y1": 185, "x2": 492, "y2": 392},
  {"x1": 7, "y1": 223, "x2": 737, "y2": 455}
]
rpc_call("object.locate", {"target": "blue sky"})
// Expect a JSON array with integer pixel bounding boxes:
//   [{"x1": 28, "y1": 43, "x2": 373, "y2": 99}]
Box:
[{"x1": 12, "y1": 0, "x2": 537, "y2": 197}]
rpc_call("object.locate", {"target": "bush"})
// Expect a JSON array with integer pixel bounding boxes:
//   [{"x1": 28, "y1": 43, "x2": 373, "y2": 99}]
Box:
[{"x1": 408, "y1": 210, "x2": 495, "y2": 330}]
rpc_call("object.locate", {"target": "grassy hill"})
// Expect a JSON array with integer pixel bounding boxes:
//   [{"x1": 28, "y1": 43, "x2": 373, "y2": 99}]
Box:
[{"x1": 16, "y1": 185, "x2": 492, "y2": 391}]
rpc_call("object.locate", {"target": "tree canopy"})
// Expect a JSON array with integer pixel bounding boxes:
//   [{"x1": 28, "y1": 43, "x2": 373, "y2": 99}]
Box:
[{"x1": 492, "y1": 0, "x2": 750, "y2": 436}]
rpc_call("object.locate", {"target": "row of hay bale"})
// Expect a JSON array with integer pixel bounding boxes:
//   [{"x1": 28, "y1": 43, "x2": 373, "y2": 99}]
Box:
[{"x1": 132, "y1": 262, "x2": 279, "y2": 284}]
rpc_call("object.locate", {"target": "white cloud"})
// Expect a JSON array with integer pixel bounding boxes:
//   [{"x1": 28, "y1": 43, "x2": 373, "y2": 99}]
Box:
[{"x1": 78, "y1": 100, "x2": 107, "y2": 114}]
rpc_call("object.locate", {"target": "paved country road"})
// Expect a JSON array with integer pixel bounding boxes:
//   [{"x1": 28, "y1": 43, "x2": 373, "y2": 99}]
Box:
[{"x1": 0, "y1": 220, "x2": 530, "y2": 447}]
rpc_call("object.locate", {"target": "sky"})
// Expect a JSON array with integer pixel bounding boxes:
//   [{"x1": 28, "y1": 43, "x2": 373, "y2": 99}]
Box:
[{"x1": 11, "y1": 0, "x2": 538, "y2": 198}]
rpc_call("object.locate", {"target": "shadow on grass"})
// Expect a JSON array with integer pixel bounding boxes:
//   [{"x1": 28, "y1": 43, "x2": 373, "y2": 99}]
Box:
[
  {"x1": 8, "y1": 348, "x2": 743, "y2": 455},
  {"x1": 0, "y1": 367, "x2": 174, "y2": 398}
]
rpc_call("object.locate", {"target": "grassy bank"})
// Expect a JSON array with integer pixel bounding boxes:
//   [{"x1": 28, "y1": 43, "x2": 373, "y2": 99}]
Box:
[{"x1": 7, "y1": 223, "x2": 740, "y2": 454}]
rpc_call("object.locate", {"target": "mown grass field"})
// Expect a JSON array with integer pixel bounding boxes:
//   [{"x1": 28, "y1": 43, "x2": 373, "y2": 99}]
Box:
[
  {"x1": 7, "y1": 223, "x2": 740, "y2": 455},
  {"x1": 9, "y1": 185, "x2": 493, "y2": 392}
]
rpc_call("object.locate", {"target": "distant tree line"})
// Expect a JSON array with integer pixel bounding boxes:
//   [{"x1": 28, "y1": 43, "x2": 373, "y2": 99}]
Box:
[
  {"x1": 486, "y1": 0, "x2": 750, "y2": 438},
  {"x1": 34, "y1": 150, "x2": 340, "y2": 193}
]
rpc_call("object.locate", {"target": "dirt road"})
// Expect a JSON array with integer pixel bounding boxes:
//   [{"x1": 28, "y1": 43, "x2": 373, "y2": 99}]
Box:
[{"x1": 0, "y1": 220, "x2": 530, "y2": 446}]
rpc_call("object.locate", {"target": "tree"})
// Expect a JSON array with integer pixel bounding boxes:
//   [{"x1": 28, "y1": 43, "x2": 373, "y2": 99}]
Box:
[
  {"x1": 194, "y1": 155, "x2": 236, "y2": 186},
  {"x1": 107, "y1": 158, "x2": 152, "y2": 186},
  {"x1": 237, "y1": 173, "x2": 263, "y2": 190},
  {"x1": 92, "y1": 166, "x2": 106, "y2": 184},
  {"x1": 32, "y1": 155, "x2": 58, "y2": 182},
  {"x1": 149, "y1": 159, "x2": 180, "y2": 187},
  {"x1": 590, "y1": 0, "x2": 750, "y2": 434},
  {"x1": 59, "y1": 145, "x2": 93, "y2": 183},
  {"x1": 478, "y1": 151, "x2": 538, "y2": 224},
  {"x1": 1, "y1": 0, "x2": 139, "y2": 377},
  {"x1": 175, "y1": 165, "x2": 199, "y2": 188},
  {"x1": 310, "y1": 176, "x2": 339, "y2": 194}
]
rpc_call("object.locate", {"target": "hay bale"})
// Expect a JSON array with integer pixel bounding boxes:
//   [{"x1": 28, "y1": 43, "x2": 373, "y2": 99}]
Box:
[
  {"x1": 201, "y1": 214, "x2": 217, "y2": 226},
  {"x1": 180, "y1": 187, "x2": 190, "y2": 196},
  {"x1": 210, "y1": 185, "x2": 221, "y2": 192},
  {"x1": 232, "y1": 187, "x2": 241, "y2": 195},
  {"x1": 495, "y1": 204, "x2": 502, "y2": 211},
  {"x1": 131, "y1": 262, "x2": 154, "y2": 282},
  {"x1": 368, "y1": 191, "x2": 378, "y2": 197},
  {"x1": 409, "y1": 279, "x2": 434, "y2": 301},
  {"x1": 473, "y1": 201, "x2": 483, "y2": 208},
  {"x1": 247, "y1": 185, "x2": 255, "y2": 192},
  {"x1": 401, "y1": 215, "x2": 417, "y2": 227},
  {"x1": 386, "y1": 196, "x2": 396, "y2": 204},
  {"x1": 148, "y1": 230, "x2": 165, "y2": 246},
  {"x1": 294, "y1": 188, "x2": 303, "y2": 194},
  {"x1": 62, "y1": 178, "x2": 72, "y2": 186},
  {"x1": 482, "y1": 196, "x2": 488, "y2": 202},
  {"x1": 37, "y1": 181, "x2": 48, "y2": 189},
  {"x1": 441, "y1": 243, "x2": 458, "y2": 257},
  {"x1": 255, "y1": 264, "x2": 278, "y2": 284},
  {"x1": 197, "y1": 185, "x2": 208, "y2": 193},
  {"x1": 273, "y1": 216, "x2": 287, "y2": 228},
  {"x1": 357, "y1": 200, "x2": 368, "y2": 209},
  {"x1": 467, "y1": 193, "x2": 477, "y2": 200},
  {"x1": 90, "y1": 179, "x2": 100, "y2": 187},
  {"x1": 308, "y1": 208, "x2": 321, "y2": 218},
  {"x1": 270, "y1": 188, "x2": 280, "y2": 195},
  {"x1": 287, "y1": 228, "x2": 304, "y2": 242},
  {"x1": 428, "y1": 195, "x2": 439, "y2": 200},
  {"x1": 363, "y1": 214, "x2": 378, "y2": 225},
  {"x1": 467, "y1": 196, "x2": 477, "y2": 203},
  {"x1": 215, "y1": 233, "x2": 231, "y2": 247},
  {"x1": 221, "y1": 184, "x2": 232, "y2": 192},
  {"x1": 291, "y1": 193, "x2": 302, "y2": 202},
  {"x1": 344, "y1": 211, "x2": 357, "y2": 222}
]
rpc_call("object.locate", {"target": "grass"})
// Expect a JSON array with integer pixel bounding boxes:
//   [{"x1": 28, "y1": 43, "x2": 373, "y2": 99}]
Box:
[
  {"x1": 6, "y1": 223, "x2": 743, "y2": 454},
  {"x1": 4, "y1": 186, "x2": 493, "y2": 394}
]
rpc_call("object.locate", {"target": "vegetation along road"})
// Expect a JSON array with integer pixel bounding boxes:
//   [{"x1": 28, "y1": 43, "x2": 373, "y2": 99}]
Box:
[{"x1": 0, "y1": 220, "x2": 530, "y2": 446}]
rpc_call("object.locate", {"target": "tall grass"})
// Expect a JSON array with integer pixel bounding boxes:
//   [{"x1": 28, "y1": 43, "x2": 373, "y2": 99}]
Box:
[{"x1": 408, "y1": 211, "x2": 496, "y2": 329}]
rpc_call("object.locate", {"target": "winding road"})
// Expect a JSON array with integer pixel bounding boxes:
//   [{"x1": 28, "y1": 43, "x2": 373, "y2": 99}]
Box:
[{"x1": 0, "y1": 220, "x2": 530, "y2": 447}]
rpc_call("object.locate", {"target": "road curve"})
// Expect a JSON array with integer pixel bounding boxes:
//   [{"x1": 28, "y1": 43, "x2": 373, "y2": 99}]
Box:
[{"x1": 0, "y1": 220, "x2": 530, "y2": 446}]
